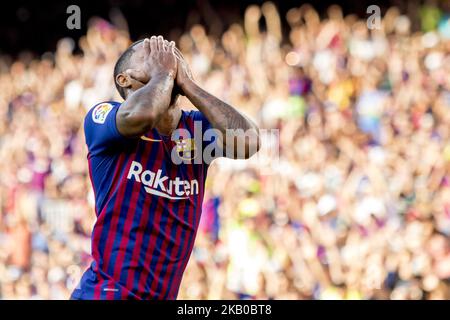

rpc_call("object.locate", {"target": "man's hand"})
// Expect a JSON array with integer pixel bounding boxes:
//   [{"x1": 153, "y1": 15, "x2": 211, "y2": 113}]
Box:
[
  {"x1": 126, "y1": 36, "x2": 178, "y2": 84},
  {"x1": 149, "y1": 36, "x2": 177, "y2": 79},
  {"x1": 127, "y1": 40, "x2": 193, "y2": 94}
]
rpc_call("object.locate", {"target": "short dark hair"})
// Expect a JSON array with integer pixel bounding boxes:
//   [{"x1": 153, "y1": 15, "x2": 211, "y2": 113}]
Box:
[{"x1": 114, "y1": 39, "x2": 144, "y2": 99}]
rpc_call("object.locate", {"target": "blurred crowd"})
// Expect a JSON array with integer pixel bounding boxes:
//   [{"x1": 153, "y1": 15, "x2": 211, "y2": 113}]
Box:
[{"x1": 0, "y1": 2, "x2": 449, "y2": 299}]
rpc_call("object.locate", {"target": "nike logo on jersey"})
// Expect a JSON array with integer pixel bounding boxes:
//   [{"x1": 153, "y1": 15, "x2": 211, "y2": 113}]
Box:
[{"x1": 140, "y1": 136, "x2": 162, "y2": 142}]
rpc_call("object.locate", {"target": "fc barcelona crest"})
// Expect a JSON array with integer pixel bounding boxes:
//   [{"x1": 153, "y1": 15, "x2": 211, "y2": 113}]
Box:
[{"x1": 175, "y1": 138, "x2": 197, "y2": 160}]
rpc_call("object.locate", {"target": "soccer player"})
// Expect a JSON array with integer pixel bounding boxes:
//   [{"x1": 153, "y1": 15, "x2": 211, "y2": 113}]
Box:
[{"x1": 71, "y1": 36, "x2": 260, "y2": 300}]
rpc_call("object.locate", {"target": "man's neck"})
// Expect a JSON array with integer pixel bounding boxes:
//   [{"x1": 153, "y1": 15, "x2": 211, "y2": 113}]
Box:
[{"x1": 154, "y1": 105, "x2": 182, "y2": 136}]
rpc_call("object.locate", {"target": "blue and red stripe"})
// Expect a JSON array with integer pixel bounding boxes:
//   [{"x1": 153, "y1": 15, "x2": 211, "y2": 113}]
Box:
[{"x1": 78, "y1": 109, "x2": 211, "y2": 300}]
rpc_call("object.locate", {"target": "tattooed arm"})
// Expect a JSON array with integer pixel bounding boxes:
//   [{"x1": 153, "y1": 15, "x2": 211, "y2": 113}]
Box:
[{"x1": 176, "y1": 55, "x2": 260, "y2": 159}]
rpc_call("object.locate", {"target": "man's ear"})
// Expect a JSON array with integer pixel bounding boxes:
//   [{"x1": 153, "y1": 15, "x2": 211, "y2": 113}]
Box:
[{"x1": 116, "y1": 73, "x2": 132, "y2": 91}]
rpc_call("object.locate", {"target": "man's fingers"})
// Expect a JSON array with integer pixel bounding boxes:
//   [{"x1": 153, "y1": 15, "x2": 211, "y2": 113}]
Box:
[
  {"x1": 157, "y1": 36, "x2": 164, "y2": 51},
  {"x1": 163, "y1": 39, "x2": 171, "y2": 51},
  {"x1": 171, "y1": 42, "x2": 183, "y2": 60},
  {"x1": 173, "y1": 46, "x2": 187, "y2": 65},
  {"x1": 143, "y1": 38, "x2": 151, "y2": 55},
  {"x1": 173, "y1": 46, "x2": 185, "y2": 60},
  {"x1": 163, "y1": 39, "x2": 180, "y2": 58},
  {"x1": 125, "y1": 69, "x2": 149, "y2": 83},
  {"x1": 149, "y1": 36, "x2": 158, "y2": 52},
  {"x1": 169, "y1": 41, "x2": 176, "y2": 55},
  {"x1": 159, "y1": 39, "x2": 183, "y2": 59}
]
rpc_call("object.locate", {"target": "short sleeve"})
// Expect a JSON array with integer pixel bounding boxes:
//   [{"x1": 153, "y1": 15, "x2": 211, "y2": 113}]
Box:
[{"x1": 84, "y1": 101, "x2": 129, "y2": 156}]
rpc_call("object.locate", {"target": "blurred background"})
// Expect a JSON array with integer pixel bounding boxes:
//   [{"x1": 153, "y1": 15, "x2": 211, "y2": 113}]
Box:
[{"x1": 0, "y1": 0, "x2": 449, "y2": 299}]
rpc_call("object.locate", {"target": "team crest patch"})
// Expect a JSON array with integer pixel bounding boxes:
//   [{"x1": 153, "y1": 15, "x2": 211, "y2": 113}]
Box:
[
  {"x1": 175, "y1": 138, "x2": 197, "y2": 160},
  {"x1": 92, "y1": 103, "x2": 113, "y2": 124}
]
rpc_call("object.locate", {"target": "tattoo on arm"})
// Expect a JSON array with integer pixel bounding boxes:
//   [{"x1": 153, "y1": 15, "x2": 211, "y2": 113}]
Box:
[
  {"x1": 183, "y1": 82, "x2": 260, "y2": 159},
  {"x1": 189, "y1": 84, "x2": 254, "y2": 133}
]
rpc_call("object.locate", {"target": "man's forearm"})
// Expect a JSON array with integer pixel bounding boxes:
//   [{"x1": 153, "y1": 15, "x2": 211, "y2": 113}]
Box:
[
  {"x1": 117, "y1": 74, "x2": 175, "y2": 137},
  {"x1": 182, "y1": 81, "x2": 258, "y2": 133},
  {"x1": 181, "y1": 81, "x2": 260, "y2": 158}
]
